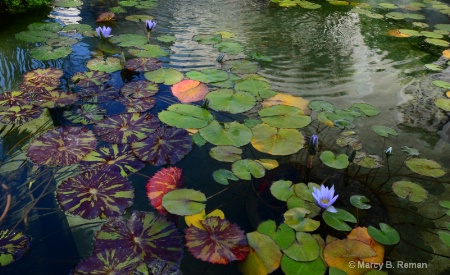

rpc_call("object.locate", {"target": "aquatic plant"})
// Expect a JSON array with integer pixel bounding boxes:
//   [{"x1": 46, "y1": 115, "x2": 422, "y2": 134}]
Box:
[
  {"x1": 95, "y1": 26, "x2": 112, "y2": 39},
  {"x1": 145, "y1": 19, "x2": 156, "y2": 43},
  {"x1": 311, "y1": 185, "x2": 338, "y2": 213}
]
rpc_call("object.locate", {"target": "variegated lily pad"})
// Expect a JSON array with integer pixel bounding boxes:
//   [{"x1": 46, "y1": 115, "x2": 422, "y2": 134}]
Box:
[
  {"x1": 131, "y1": 126, "x2": 192, "y2": 166},
  {"x1": 56, "y1": 170, "x2": 134, "y2": 219},
  {"x1": 80, "y1": 144, "x2": 145, "y2": 176},
  {"x1": 0, "y1": 229, "x2": 31, "y2": 267},
  {"x1": 0, "y1": 105, "x2": 42, "y2": 125},
  {"x1": 120, "y1": 80, "x2": 158, "y2": 98},
  {"x1": 27, "y1": 126, "x2": 97, "y2": 166},
  {"x1": 115, "y1": 96, "x2": 156, "y2": 113},
  {"x1": 94, "y1": 211, "x2": 183, "y2": 263},
  {"x1": 77, "y1": 85, "x2": 120, "y2": 103},
  {"x1": 21, "y1": 68, "x2": 63, "y2": 93},
  {"x1": 94, "y1": 113, "x2": 160, "y2": 144},
  {"x1": 125, "y1": 57, "x2": 162, "y2": 72},
  {"x1": 72, "y1": 71, "x2": 111, "y2": 87},
  {"x1": 0, "y1": 91, "x2": 32, "y2": 107},
  {"x1": 33, "y1": 90, "x2": 79, "y2": 108},
  {"x1": 63, "y1": 104, "x2": 106, "y2": 125}
]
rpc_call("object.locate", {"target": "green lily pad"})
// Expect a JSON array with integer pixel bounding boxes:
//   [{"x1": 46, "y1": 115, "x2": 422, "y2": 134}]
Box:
[
  {"x1": 425, "y1": 38, "x2": 450, "y2": 47},
  {"x1": 354, "y1": 154, "x2": 383, "y2": 169},
  {"x1": 379, "y1": 3, "x2": 397, "y2": 8},
  {"x1": 0, "y1": 229, "x2": 31, "y2": 267},
  {"x1": 46, "y1": 36, "x2": 78, "y2": 47},
  {"x1": 309, "y1": 100, "x2": 336, "y2": 112},
  {"x1": 293, "y1": 183, "x2": 319, "y2": 202},
  {"x1": 435, "y1": 98, "x2": 450, "y2": 111},
  {"x1": 124, "y1": 14, "x2": 153, "y2": 22},
  {"x1": 350, "y1": 195, "x2": 371, "y2": 209},
  {"x1": 420, "y1": 31, "x2": 444, "y2": 39},
  {"x1": 248, "y1": 52, "x2": 272, "y2": 62},
  {"x1": 281, "y1": 256, "x2": 326, "y2": 275},
  {"x1": 320, "y1": 151, "x2": 349, "y2": 169},
  {"x1": 392, "y1": 181, "x2": 427, "y2": 202},
  {"x1": 273, "y1": 223, "x2": 296, "y2": 250},
  {"x1": 214, "y1": 42, "x2": 244, "y2": 54},
  {"x1": 259, "y1": 105, "x2": 311, "y2": 128},
  {"x1": 186, "y1": 69, "x2": 229, "y2": 83},
  {"x1": 385, "y1": 12, "x2": 406, "y2": 19},
  {"x1": 372, "y1": 125, "x2": 398, "y2": 137},
  {"x1": 28, "y1": 22, "x2": 62, "y2": 32},
  {"x1": 192, "y1": 132, "x2": 207, "y2": 147},
  {"x1": 118, "y1": 0, "x2": 138, "y2": 6},
  {"x1": 199, "y1": 120, "x2": 252, "y2": 147},
  {"x1": 62, "y1": 24, "x2": 95, "y2": 37},
  {"x1": 235, "y1": 78, "x2": 277, "y2": 99},
  {"x1": 222, "y1": 59, "x2": 259, "y2": 74},
  {"x1": 322, "y1": 208, "x2": 356, "y2": 231},
  {"x1": 257, "y1": 220, "x2": 276, "y2": 238},
  {"x1": 435, "y1": 24, "x2": 450, "y2": 32},
  {"x1": 432, "y1": 80, "x2": 450, "y2": 89},
  {"x1": 438, "y1": 231, "x2": 450, "y2": 246},
  {"x1": 282, "y1": 232, "x2": 320, "y2": 262},
  {"x1": 144, "y1": 68, "x2": 183, "y2": 85},
  {"x1": 367, "y1": 223, "x2": 400, "y2": 245},
  {"x1": 212, "y1": 169, "x2": 239, "y2": 185},
  {"x1": 30, "y1": 46, "x2": 72, "y2": 61},
  {"x1": 439, "y1": 201, "x2": 450, "y2": 216},
  {"x1": 284, "y1": 207, "x2": 321, "y2": 232},
  {"x1": 157, "y1": 35, "x2": 176, "y2": 43},
  {"x1": 351, "y1": 103, "x2": 380, "y2": 116},
  {"x1": 162, "y1": 189, "x2": 206, "y2": 216},
  {"x1": 192, "y1": 34, "x2": 222, "y2": 45},
  {"x1": 401, "y1": 146, "x2": 420, "y2": 157},
  {"x1": 251, "y1": 123, "x2": 304, "y2": 155},
  {"x1": 158, "y1": 104, "x2": 214, "y2": 129},
  {"x1": 286, "y1": 196, "x2": 321, "y2": 218},
  {"x1": 110, "y1": 34, "x2": 148, "y2": 47},
  {"x1": 109, "y1": 6, "x2": 127, "y2": 13},
  {"x1": 270, "y1": 180, "x2": 295, "y2": 202},
  {"x1": 87, "y1": 57, "x2": 122, "y2": 73},
  {"x1": 53, "y1": 0, "x2": 83, "y2": 7},
  {"x1": 210, "y1": 146, "x2": 242, "y2": 162},
  {"x1": 129, "y1": 44, "x2": 169, "y2": 58},
  {"x1": 232, "y1": 159, "x2": 265, "y2": 180},
  {"x1": 405, "y1": 158, "x2": 446, "y2": 178},
  {"x1": 205, "y1": 89, "x2": 256, "y2": 114}
]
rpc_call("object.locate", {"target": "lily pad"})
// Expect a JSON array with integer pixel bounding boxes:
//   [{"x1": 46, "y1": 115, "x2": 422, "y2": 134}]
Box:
[
  {"x1": 335, "y1": 136, "x2": 362, "y2": 150},
  {"x1": 0, "y1": 229, "x2": 30, "y2": 267},
  {"x1": 392, "y1": 181, "x2": 427, "y2": 202},
  {"x1": 231, "y1": 159, "x2": 265, "y2": 180},
  {"x1": 62, "y1": 24, "x2": 94, "y2": 37},
  {"x1": 94, "y1": 112, "x2": 159, "y2": 144},
  {"x1": 274, "y1": 223, "x2": 296, "y2": 250},
  {"x1": 425, "y1": 38, "x2": 450, "y2": 47},
  {"x1": 251, "y1": 123, "x2": 304, "y2": 155},
  {"x1": 87, "y1": 57, "x2": 122, "y2": 73},
  {"x1": 270, "y1": 180, "x2": 295, "y2": 202},
  {"x1": 46, "y1": 36, "x2": 78, "y2": 47},
  {"x1": 27, "y1": 126, "x2": 97, "y2": 166},
  {"x1": 259, "y1": 105, "x2": 311, "y2": 128},
  {"x1": 322, "y1": 208, "x2": 357, "y2": 231},
  {"x1": 72, "y1": 71, "x2": 111, "y2": 87},
  {"x1": 77, "y1": 85, "x2": 120, "y2": 103},
  {"x1": 351, "y1": 103, "x2": 380, "y2": 116},
  {"x1": 235, "y1": 78, "x2": 277, "y2": 99},
  {"x1": 146, "y1": 167, "x2": 183, "y2": 214},
  {"x1": 256, "y1": 159, "x2": 279, "y2": 170},
  {"x1": 162, "y1": 188, "x2": 206, "y2": 216},
  {"x1": 157, "y1": 35, "x2": 177, "y2": 43},
  {"x1": 323, "y1": 239, "x2": 376, "y2": 274},
  {"x1": 80, "y1": 144, "x2": 144, "y2": 177},
  {"x1": 144, "y1": 68, "x2": 184, "y2": 85},
  {"x1": 213, "y1": 169, "x2": 239, "y2": 185},
  {"x1": 0, "y1": 105, "x2": 42, "y2": 125},
  {"x1": 185, "y1": 217, "x2": 249, "y2": 264},
  {"x1": 28, "y1": 22, "x2": 62, "y2": 32},
  {"x1": 214, "y1": 41, "x2": 244, "y2": 54},
  {"x1": 33, "y1": 90, "x2": 79, "y2": 108},
  {"x1": 0, "y1": 91, "x2": 32, "y2": 107},
  {"x1": 222, "y1": 59, "x2": 259, "y2": 74},
  {"x1": 30, "y1": 45, "x2": 72, "y2": 61},
  {"x1": 281, "y1": 256, "x2": 326, "y2": 275},
  {"x1": 210, "y1": 146, "x2": 242, "y2": 162},
  {"x1": 372, "y1": 125, "x2": 398, "y2": 137},
  {"x1": 284, "y1": 207, "x2": 321, "y2": 232},
  {"x1": 192, "y1": 34, "x2": 222, "y2": 45},
  {"x1": 110, "y1": 34, "x2": 148, "y2": 47},
  {"x1": 435, "y1": 98, "x2": 450, "y2": 111},
  {"x1": 309, "y1": 100, "x2": 335, "y2": 112},
  {"x1": 320, "y1": 151, "x2": 349, "y2": 169},
  {"x1": 186, "y1": 69, "x2": 229, "y2": 83},
  {"x1": 438, "y1": 231, "x2": 450, "y2": 247},
  {"x1": 15, "y1": 30, "x2": 59, "y2": 43},
  {"x1": 405, "y1": 158, "x2": 446, "y2": 178},
  {"x1": 120, "y1": 80, "x2": 158, "y2": 99},
  {"x1": 115, "y1": 96, "x2": 156, "y2": 113},
  {"x1": 125, "y1": 57, "x2": 161, "y2": 72},
  {"x1": 63, "y1": 104, "x2": 106, "y2": 125},
  {"x1": 53, "y1": 0, "x2": 83, "y2": 7},
  {"x1": 21, "y1": 67, "x2": 63, "y2": 93},
  {"x1": 282, "y1": 232, "x2": 320, "y2": 262},
  {"x1": 131, "y1": 126, "x2": 192, "y2": 166},
  {"x1": 158, "y1": 104, "x2": 214, "y2": 129},
  {"x1": 57, "y1": 170, "x2": 134, "y2": 219},
  {"x1": 205, "y1": 89, "x2": 256, "y2": 114},
  {"x1": 129, "y1": 44, "x2": 169, "y2": 58},
  {"x1": 432, "y1": 80, "x2": 450, "y2": 89},
  {"x1": 262, "y1": 93, "x2": 311, "y2": 115},
  {"x1": 350, "y1": 195, "x2": 371, "y2": 209},
  {"x1": 185, "y1": 209, "x2": 225, "y2": 230},
  {"x1": 367, "y1": 223, "x2": 400, "y2": 245},
  {"x1": 124, "y1": 14, "x2": 153, "y2": 22},
  {"x1": 171, "y1": 80, "x2": 209, "y2": 103},
  {"x1": 199, "y1": 120, "x2": 252, "y2": 147},
  {"x1": 354, "y1": 154, "x2": 383, "y2": 169}
]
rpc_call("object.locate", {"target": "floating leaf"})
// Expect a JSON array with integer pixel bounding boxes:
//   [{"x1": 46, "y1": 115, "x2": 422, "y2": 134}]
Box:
[
  {"x1": 0, "y1": 229, "x2": 30, "y2": 267},
  {"x1": 259, "y1": 105, "x2": 311, "y2": 128},
  {"x1": 210, "y1": 146, "x2": 242, "y2": 162},
  {"x1": 33, "y1": 90, "x2": 78, "y2": 108},
  {"x1": 438, "y1": 231, "x2": 450, "y2": 247},
  {"x1": 309, "y1": 100, "x2": 336, "y2": 112},
  {"x1": 350, "y1": 195, "x2": 371, "y2": 209},
  {"x1": 401, "y1": 146, "x2": 420, "y2": 157},
  {"x1": 435, "y1": 98, "x2": 450, "y2": 111},
  {"x1": 186, "y1": 69, "x2": 229, "y2": 83},
  {"x1": 78, "y1": 85, "x2": 120, "y2": 103},
  {"x1": 125, "y1": 57, "x2": 161, "y2": 72},
  {"x1": 235, "y1": 78, "x2": 277, "y2": 99},
  {"x1": 28, "y1": 22, "x2": 62, "y2": 32},
  {"x1": 110, "y1": 34, "x2": 148, "y2": 47},
  {"x1": 158, "y1": 104, "x2": 214, "y2": 129},
  {"x1": 30, "y1": 45, "x2": 72, "y2": 61},
  {"x1": 214, "y1": 42, "x2": 244, "y2": 54},
  {"x1": 192, "y1": 132, "x2": 207, "y2": 147},
  {"x1": 270, "y1": 180, "x2": 295, "y2": 202},
  {"x1": 185, "y1": 217, "x2": 249, "y2": 264},
  {"x1": 231, "y1": 159, "x2": 265, "y2": 180},
  {"x1": 146, "y1": 167, "x2": 183, "y2": 214},
  {"x1": 157, "y1": 35, "x2": 176, "y2": 43},
  {"x1": 286, "y1": 196, "x2": 321, "y2": 218},
  {"x1": 213, "y1": 169, "x2": 239, "y2": 185},
  {"x1": 162, "y1": 189, "x2": 206, "y2": 216},
  {"x1": 62, "y1": 23, "x2": 94, "y2": 37},
  {"x1": 96, "y1": 11, "x2": 116, "y2": 22},
  {"x1": 351, "y1": 103, "x2": 380, "y2": 116},
  {"x1": 15, "y1": 30, "x2": 59, "y2": 43},
  {"x1": 248, "y1": 52, "x2": 272, "y2": 62},
  {"x1": 322, "y1": 208, "x2": 357, "y2": 231},
  {"x1": 0, "y1": 91, "x2": 32, "y2": 107},
  {"x1": 87, "y1": 57, "x2": 122, "y2": 73},
  {"x1": 53, "y1": 0, "x2": 83, "y2": 7},
  {"x1": 392, "y1": 181, "x2": 427, "y2": 202},
  {"x1": 21, "y1": 68, "x2": 63, "y2": 93},
  {"x1": 432, "y1": 80, "x2": 450, "y2": 89},
  {"x1": 115, "y1": 96, "x2": 156, "y2": 113},
  {"x1": 251, "y1": 123, "x2": 304, "y2": 155},
  {"x1": 56, "y1": 170, "x2": 134, "y2": 219},
  {"x1": 347, "y1": 227, "x2": 384, "y2": 264},
  {"x1": 274, "y1": 223, "x2": 296, "y2": 250},
  {"x1": 284, "y1": 207, "x2": 321, "y2": 232},
  {"x1": 79, "y1": 144, "x2": 144, "y2": 177},
  {"x1": 281, "y1": 256, "x2": 326, "y2": 275},
  {"x1": 118, "y1": 0, "x2": 138, "y2": 6},
  {"x1": 405, "y1": 158, "x2": 446, "y2": 178},
  {"x1": 238, "y1": 231, "x2": 282, "y2": 275},
  {"x1": 131, "y1": 126, "x2": 192, "y2": 166},
  {"x1": 94, "y1": 113, "x2": 159, "y2": 144},
  {"x1": 320, "y1": 151, "x2": 349, "y2": 169},
  {"x1": 372, "y1": 125, "x2": 398, "y2": 137},
  {"x1": 120, "y1": 80, "x2": 158, "y2": 98},
  {"x1": 64, "y1": 104, "x2": 106, "y2": 125},
  {"x1": 283, "y1": 232, "x2": 320, "y2": 262},
  {"x1": 129, "y1": 44, "x2": 169, "y2": 58},
  {"x1": 440, "y1": 201, "x2": 450, "y2": 216},
  {"x1": 324, "y1": 239, "x2": 377, "y2": 274},
  {"x1": 425, "y1": 38, "x2": 450, "y2": 47},
  {"x1": 257, "y1": 220, "x2": 276, "y2": 238},
  {"x1": 222, "y1": 59, "x2": 259, "y2": 74},
  {"x1": 205, "y1": 89, "x2": 256, "y2": 114},
  {"x1": 28, "y1": 126, "x2": 97, "y2": 166},
  {"x1": 336, "y1": 136, "x2": 362, "y2": 150},
  {"x1": 94, "y1": 211, "x2": 183, "y2": 263},
  {"x1": 0, "y1": 105, "x2": 42, "y2": 125},
  {"x1": 144, "y1": 68, "x2": 184, "y2": 85},
  {"x1": 354, "y1": 154, "x2": 383, "y2": 169},
  {"x1": 171, "y1": 80, "x2": 209, "y2": 103},
  {"x1": 72, "y1": 71, "x2": 111, "y2": 87},
  {"x1": 192, "y1": 34, "x2": 222, "y2": 45},
  {"x1": 199, "y1": 120, "x2": 252, "y2": 147},
  {"x1": 255, "y1": 159, "x2": 279, "y2": 170},
  {"x1": 124, "y1": 14, "x2": 154, "y2": 21},
  {"x1": 262, "y1": 93, "x2": 311, "y2": 115},
  {"x1": 185, "y1": 209, "x2": 225, "y2": 230},
  {"x1": 46, "y1": 36, "x2": 78, "y2": 47},
  {"x1": 367, "y1": 223, "x2": 400, "y2": 245}
]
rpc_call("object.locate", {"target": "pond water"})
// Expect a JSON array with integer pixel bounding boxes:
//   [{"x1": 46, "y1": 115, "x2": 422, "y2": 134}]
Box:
[{"x1": 0, "y1": 0, "x2": 450, "y2": 274}]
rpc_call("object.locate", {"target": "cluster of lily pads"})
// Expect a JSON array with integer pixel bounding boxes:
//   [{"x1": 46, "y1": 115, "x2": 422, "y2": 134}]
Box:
[{"x1": 0, "y1": 1, "x2": 449, "y2": 275}]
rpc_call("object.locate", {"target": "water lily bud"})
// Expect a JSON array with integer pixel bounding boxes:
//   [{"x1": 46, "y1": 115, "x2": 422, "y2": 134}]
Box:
[
  {"x1": 96, "y1": 26, "x2": 112, "y2": 39},
  {"x1": 385, "y1": 147, "x2": 393, "y2": 157},
  {"x1": 308, "y1": 134, "x2": 318, "y2": 156},
  {"x1": 145, "y1": 20, "x2": 157, "y2": 32}
]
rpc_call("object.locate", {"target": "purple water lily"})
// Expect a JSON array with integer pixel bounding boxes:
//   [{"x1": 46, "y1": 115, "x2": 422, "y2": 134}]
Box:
[
  {"x1": 312, "y1": 185, "x2": 338, "y2": 213},
  {"x1": 96, "y1": 26, "x2": 112, "y2": 39},
  {"x1": 145, "y1": 20, "x2": 157, "y2": 32}
]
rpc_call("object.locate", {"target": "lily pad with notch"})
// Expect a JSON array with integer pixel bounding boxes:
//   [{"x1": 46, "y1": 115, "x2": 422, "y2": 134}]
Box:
[
  {"x1": 87, "y1": 57, "x2": 122, "y2": 73},
  {"x1": 259, "y1": 105, "x2": 311, "y2": 129},
  {"x1": 235, "y1": 78, "x2": 277, "y2": 99},
  {"x1": 72, "y1": 71, "x2": 111, "y2": 87},
  {"x1": 110, "y1": 34, "x2": 148, "y2": 47},
  {"x1": 0, "y1": 105, "x2": 42, "y2": 125},
  {"x1": 372, "y1": 125, "x2": 398, "y2": 137},
  {"x1": 214, "y1": 41, "x2": 244, "y2": 54},
  {"x1": 0, "y1": 229, "x2": 31, "y2": 267},
  {"x1": 212, "y1": 169, "x2": 239, "y2": 185},
  {"x1": 158, "y1": 104, "x2": 214, "y2": 129},
  {"x1": 251, "y1": 123, "x2": 304, "y2": 155},
  {"x1": 284, "y1": 207, "x2": 321, "y2": 232},
  {"x1": 30, "y1": 45, "x2": 72, "y2": 61},
  {"x1": 282, "y1": 232, "x2": 320, "y2": 262},
  {"x1": 63, "y1": 104, "x2": 106, "y2": 125},
  {"x1": 350, "y1": 103, "x2": 380, "y2": 116},
  {"x1": 144, "y1": 68, "x2": 184, "y2": 85},
  {"x1": 232, "y1": 159, "x2": 265, "y2": 180},
  {"x1": 210, "y1": 146, "x2": 242, "y2": 162},
  {"x1": 367, "y1": 223, "x2": 400, "y2": 245},
  {"x1": 162, "y1": 188, "x2": 206, "y2": 216},
  {"x1": 77, "y1": 85, "x2": 120, "y2": 103},
  {"x1": 322, "y1": 208, "x2": 357, "y2": 231},
  {"x1": 186, "y1": 69, "x2": 229, "y2": 83},
  {"x1": 405, "y1": 158, "x2": 446, "y2": 178},
  {"x1": 199, "y1": 120, "x2": 252, "y2": 147},
  {"x1": 171, "y1": 80, "x2": 209, "y2": 103},
  {"x1": 392, "y1": 181, "x2": 427, "y2": 202},
  {"x1": 320, "y1": 151, "x2": 349, "y2": 170},
  {"x1": 125, "y1": 57, "x2": 161, "y2": 72},
  {"x1": 146, "y1": 167, "x2": 183, "y2": 214},
  {"x1": 205, "y1": 89, "x2": 256, "y2": 114},
  {"x1": 350, "y1": 195, "x2": 371, "y2": 209},
  {"x1": 129, "y1": 44, "x2": 169, "y2": 58},
  {"x1": 221, "y1": 59, "x2": 259, "y2": 74},
  {"x1": 115, "y1": 96, "x2": 156, "y2": 113}
]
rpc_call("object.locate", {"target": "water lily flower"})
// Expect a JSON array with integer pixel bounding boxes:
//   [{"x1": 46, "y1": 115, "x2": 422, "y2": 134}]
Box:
[
  {"x1": 312, "y1": 185, "x2": 339, "y2": 213},
  {"x1": 96, "y1": 26, "x2": 112, "y2": 39},
  {"x1": 385, "y1": 147, "x2": 393, "y2": 157},
  {"x1": 145, "y1": 20, "x2": 157, "y2": 32}
]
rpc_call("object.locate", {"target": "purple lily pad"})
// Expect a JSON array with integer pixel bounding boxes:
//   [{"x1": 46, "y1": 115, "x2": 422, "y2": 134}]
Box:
[
  {"x1": 77, "y1": 85, "x2": 120, "y2": 103},
  {"x1": 33, "y1": 90, "x2": 79, "y2": 108},
  {"x1": 115, "y1": 96, "x2": 156, "y2": 113},
  {"x1": 20, "y1": 67, "x2": 63, "y2": 94},
  {"x1": 27, "y1": 126, "x2": 97, "y2": 166},
  {"x1": 79, "y1": 144, "x2": 145, "y2": 176},
  {"x1": 0, "y1": 229, "x2": 31, "y2": 267},
  {"x1": 0, "y1": 91, "x2": 33, "y2": 107},
  {"x1": 0, "y1": 105, "x2": 42, "y2": 125},
  {"x1": 71, "y1": 248, "x2": 147, "y2": 275},
  {"x1": 56, "y1": 170, "x2": 134, "y2": 219},
  {"x1": 94, "y1": 211, "x2": 183, "y2": 264},
  {"x1": 125, "y1": 57, "x2": 162, "y2": 72},
  {"x1": 131, "y1": 126, "x2": 192, "y2": 166},
  {"x1": 94, "y1": 112, "x2": 160, "y2": 144},
  {"x1": 120, "y1": 80, "x2": 159, "y2": 98},
  {"x1": 63, "y1": 104, "x2": 106, "y2": 125},
  {"x1": 72, "y1": 71, "x2": 111, "y2": 87}
]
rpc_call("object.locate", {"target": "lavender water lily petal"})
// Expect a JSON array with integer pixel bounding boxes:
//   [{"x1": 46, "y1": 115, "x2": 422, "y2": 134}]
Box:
[
  {"x1": 96, "y1": 26, "x2": 112, "y2": 38},
  {"x1": 145, "y1": 20, "x2": 157, "y2": 32},
  {"x1": 312, "y1": 185, "x2": 339, "y2": 213}
]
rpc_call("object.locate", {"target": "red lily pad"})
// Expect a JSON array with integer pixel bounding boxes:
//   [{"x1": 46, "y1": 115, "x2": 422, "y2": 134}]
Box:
[
  {"x1": 94, "y1": 113, "x2": 160, "y2": 144},
  {"x1": 171, "y1": 79, "x2": 209, "y2": 103},
  {"x1": 27, "y1": 126, "x2": 97, "y2": 166},
  {"x1": 33, "y1": 90, "x2": 79, "y2": 108},
  {"x1": 0, "y1": 229, "x2": 31, "y2": 267},
  {"x1": 0, "y1": 91, "x2": 33, "y2": 107},
  {"x1": 185, "y1": 217, "x2": 250, "y2": 264},
  {"x1": 80, "y1": 144, "x2": 145, "y2": 177},
  {"x1": 131, "y1": 126, "x2": 192, "y2": 166},
  {"x1": 20, "y1": 67, "x2": 63, "y2": 93},
  {"x1": 125, "y1": 57, "x2": 162, "y2": 72},
  {"x1": 72, "y1": 71, "x2": 111, "y2": 87},
  {"x1": 94, "y1": 211, "x2": 183, "y2": 264},
  {"x1": 146, "y1": 167, "x2": 183, "y2": 214},
  {"x1": 120, "y1": 80, "x2": 159, "y2": 98},
  {"x1": 115, "y1": 96, "x2": 156, "y2": 112},
  {"x1": 96, "y1": 11, "x2": 116, "y2": 22},
  {"x1": 72, "y1": 248, "x2": 147, "y2": 274},
  {"x1": 63, "y1": 104, "x2": 106, "y2": 125},
  {"x1": 0, "y1": 105, "x2": 42, "y2": 125},
  {"x1": 77, "y1": 85, "x2": 120, "y2": 103},
  {"x1": 56, "y1": 170, "x2": 134, "y2": 219}
]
